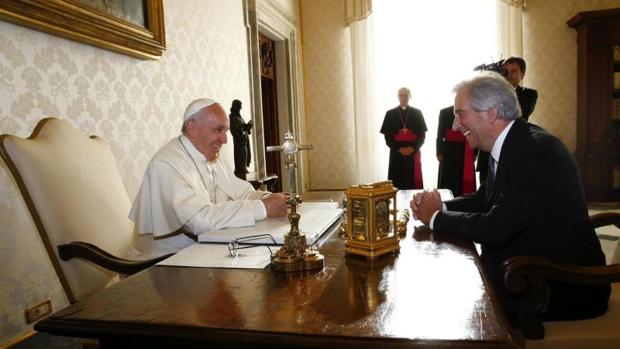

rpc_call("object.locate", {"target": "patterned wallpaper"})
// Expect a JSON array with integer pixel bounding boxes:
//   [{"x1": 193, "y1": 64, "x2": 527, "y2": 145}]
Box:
[
  {"x1": 523, "y1": 0, "x2": 620, "y2": 152},
  {"x1": 300, "y1": 0, "x2": 358, "y2": 189},
  {"x1": 0, "y1": 0, "x2": 254, "y2": 343}
]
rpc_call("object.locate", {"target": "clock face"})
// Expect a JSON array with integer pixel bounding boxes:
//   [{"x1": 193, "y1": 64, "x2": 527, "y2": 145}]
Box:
[
  {"x1": 351, "y1": 199, "x2": 368, "y2": 241},
  {"x1": 375, "y1": 199, "x2": 391, "y2": 238}
]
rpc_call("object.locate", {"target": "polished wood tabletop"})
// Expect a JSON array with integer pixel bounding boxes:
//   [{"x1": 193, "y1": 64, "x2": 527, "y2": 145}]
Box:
[{"x1": 35, "y1": 191, "x2": 519, "y2": 349}]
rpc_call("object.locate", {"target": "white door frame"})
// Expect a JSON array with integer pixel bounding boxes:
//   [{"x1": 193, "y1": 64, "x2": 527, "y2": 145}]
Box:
[{"x1": 243, "y1": 0, "x2": 305, "y2": 193}]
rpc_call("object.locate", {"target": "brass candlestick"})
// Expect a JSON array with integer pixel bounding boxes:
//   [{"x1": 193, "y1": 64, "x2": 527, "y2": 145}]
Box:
[{"x1": 271, "y1": 194, "x2": 325, "y2": 272}]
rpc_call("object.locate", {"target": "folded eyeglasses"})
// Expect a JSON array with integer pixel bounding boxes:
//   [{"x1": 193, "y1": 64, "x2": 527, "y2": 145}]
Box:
[{"x1": 227, "y1": 234, "x2": 277, "y2": 258}]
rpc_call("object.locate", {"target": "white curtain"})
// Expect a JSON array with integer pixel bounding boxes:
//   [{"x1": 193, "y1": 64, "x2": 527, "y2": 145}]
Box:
[
  {"x1": 348, "y1": 4, "x2": 381, "y2": 184},
  {"x1": 345, "y1": 0, "x2": 372, "y2": 25},
  {"x1": 497, "y1": 0, "x2": 524, "y2": 58}
]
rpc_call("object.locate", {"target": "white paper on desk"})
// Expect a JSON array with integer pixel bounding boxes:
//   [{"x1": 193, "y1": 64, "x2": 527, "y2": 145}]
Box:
[
  {"x1": 157, "y1": 243, "x2": 277, "y2": 269},
  {"x1": 197, "y1": 202, "x2": 343, "y2": 245}
]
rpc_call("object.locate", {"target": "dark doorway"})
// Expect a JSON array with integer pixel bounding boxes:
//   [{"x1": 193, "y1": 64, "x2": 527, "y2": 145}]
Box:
[{"x1": 259, "y1": 33, "x2": 282, "y2": 192}]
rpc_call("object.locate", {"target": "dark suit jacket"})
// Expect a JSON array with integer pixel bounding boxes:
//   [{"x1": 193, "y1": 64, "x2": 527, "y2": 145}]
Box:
[
  {"x1": 434, "y1": 118, "x2": 609, "y2": 325},
  {"x1": 516, "y1": 86, "x2": 538, "y2": 121}
]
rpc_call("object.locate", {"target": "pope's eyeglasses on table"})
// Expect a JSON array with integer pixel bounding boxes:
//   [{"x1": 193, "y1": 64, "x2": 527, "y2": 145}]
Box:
[{"x1": 227, "y1": 234, "x2": 277, "y2": 258}]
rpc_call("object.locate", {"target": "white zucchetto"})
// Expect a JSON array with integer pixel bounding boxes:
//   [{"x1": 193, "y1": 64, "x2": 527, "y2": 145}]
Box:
[{"x1": 183, "y1": 98, "x2": 217, "y2": 120}]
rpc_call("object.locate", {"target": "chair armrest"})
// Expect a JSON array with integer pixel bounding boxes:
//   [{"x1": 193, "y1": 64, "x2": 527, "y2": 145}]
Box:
[
  {"x1": 261, "y1": 174, "x2": 278, "y2": 192},
  {"x1": 590, "y1": 211, "x2": 620, "y2": 229},
  {"x1": 503, "y1": 256, "x2": 620, "y2": 340},
  {"x1": 249, "y1": 174, "x2": 278, "y2": 192},
  {"x1": 58, "y1": 242, "x2": 174, "y2": 275}
]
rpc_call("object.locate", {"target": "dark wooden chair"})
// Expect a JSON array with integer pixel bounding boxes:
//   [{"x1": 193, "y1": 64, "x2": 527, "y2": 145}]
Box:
[
  {"x1": 0, "y1": 118, "x2": 173, "y2": 303},
  {"x1": 503, "y1": 212, "x2": 620, "y2": 348},
  {"x1": 249, "y1": 173, "x2": 278, "y2": 192}
]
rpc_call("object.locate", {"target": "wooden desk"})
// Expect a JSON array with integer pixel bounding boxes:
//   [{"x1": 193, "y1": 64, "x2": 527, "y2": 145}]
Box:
[{"x1": 35, "y1": 192, "x2": 518, "y2": 349}]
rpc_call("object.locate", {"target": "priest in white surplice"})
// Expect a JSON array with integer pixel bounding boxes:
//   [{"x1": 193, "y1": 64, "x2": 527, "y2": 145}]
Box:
[{"x1": 129, "y1": 98, "x2": 288, "y2": 252}]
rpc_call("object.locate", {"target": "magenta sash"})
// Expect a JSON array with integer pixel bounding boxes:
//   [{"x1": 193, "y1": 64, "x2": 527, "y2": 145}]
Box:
[
  {"x1": 444, "y1": 129, "x2": 475, "y2": 194},
  {"x1": 393, "y1": 130, "x2": 423, "y2": 189}
]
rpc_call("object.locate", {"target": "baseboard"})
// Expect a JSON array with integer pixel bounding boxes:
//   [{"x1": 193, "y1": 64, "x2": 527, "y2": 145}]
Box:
[
  {"x1": 1, "y1": 331, "x2": 36, "y2": 349},
  {"x1": 1, "y1": 332, "x2": 85, "y2": 349}
]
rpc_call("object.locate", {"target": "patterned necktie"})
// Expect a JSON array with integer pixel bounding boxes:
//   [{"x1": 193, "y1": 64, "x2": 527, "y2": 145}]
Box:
[
  {"x1": 487, "y1": 156, "x2": 496, "y2": 185},
  {"x1": 485, "y1": 156, "x2": 496, "y2": 202}
]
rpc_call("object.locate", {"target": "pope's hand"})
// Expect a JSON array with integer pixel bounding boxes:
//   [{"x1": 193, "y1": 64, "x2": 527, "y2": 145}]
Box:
[{"x1": 262, "y1": 193, "x2": 288, "y2": 218}]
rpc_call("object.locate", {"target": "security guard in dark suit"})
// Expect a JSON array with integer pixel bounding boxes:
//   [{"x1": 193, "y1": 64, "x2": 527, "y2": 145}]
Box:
[{"x1": 504, "y1": 56, "x2": 538, "y2": 121}]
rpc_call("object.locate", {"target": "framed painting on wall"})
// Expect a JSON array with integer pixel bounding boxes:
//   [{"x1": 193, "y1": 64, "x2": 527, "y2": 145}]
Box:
[{"x1": 0, "y1": 0, "x2": 165, "y2": 60}]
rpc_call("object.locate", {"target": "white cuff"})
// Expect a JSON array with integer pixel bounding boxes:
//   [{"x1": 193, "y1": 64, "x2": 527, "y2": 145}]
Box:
[
  {"x1": 254, "y1": 200, "x2": 267, "y2": 221},
  {"x1": 429, "y1": 203, "x2": 447, "y2": 230}
]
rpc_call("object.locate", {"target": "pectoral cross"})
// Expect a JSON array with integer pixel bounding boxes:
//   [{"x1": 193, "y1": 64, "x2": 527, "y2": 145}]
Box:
[{"x1": 266, "y1": 132, "x2": 313, "y2": 194}]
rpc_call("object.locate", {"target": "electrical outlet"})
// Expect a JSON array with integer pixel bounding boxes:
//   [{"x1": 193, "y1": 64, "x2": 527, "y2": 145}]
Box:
[{"x1": 24, "y1": 300, "x2": 52, "y2": 324}]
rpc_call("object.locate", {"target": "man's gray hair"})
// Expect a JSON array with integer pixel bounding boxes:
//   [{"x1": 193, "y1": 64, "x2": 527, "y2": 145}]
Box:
[
  {"x1": 453, "y1": 72, "x2": 522, "y2": 120},
  {"x1": 397, "y1": 87, "x2": 411, "y2": 97}
]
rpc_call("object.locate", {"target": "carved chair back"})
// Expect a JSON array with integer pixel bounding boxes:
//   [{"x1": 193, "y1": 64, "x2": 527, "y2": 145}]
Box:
[{"x1": 0, "y1": 118, "x2": 141, "y2": 302}]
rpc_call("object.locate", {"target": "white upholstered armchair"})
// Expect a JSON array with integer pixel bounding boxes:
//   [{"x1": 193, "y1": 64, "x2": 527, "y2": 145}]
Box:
[{"x1": 0, "y1": 118, "x2": 172, "y2": 303}]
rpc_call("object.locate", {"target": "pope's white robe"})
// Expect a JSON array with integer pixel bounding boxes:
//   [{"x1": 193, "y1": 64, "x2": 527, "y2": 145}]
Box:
[{"x1": 129, "y1": 135, "x2": 269, "y2": 251}]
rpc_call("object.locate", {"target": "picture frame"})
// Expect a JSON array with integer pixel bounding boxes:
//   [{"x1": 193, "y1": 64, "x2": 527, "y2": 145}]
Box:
[{"x1": 0, "y1": 0, "x2": 165, "y2": 60}]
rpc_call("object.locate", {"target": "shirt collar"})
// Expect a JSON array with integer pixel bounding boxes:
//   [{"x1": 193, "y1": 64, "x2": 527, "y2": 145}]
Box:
[
  {"x1": 180, "y1": 134, "x2": 207, "y2": 163},
  {"x1": 490, "y1": 120, "x2": 515, "y2": 163}
]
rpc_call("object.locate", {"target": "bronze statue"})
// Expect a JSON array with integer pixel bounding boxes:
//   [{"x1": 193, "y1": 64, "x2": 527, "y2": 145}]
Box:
[{"x1": 229, "y1": 100, "x2": 253, "y2": 180}]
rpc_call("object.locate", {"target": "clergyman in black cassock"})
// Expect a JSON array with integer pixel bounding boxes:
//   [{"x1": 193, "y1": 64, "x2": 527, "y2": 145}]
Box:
[
  {"x1": 380, "y1": 88, "x2": 427, "y2": 190},
  {"x1": 436, "y1": 106, "x2": 476, "y2": 196}
]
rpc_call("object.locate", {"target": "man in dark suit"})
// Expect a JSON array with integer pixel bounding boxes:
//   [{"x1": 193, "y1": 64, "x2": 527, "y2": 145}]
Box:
[
  {"x1": 504, "y1": 56, "x2": 538, "y2": 121},
  {"x1": 410, "y1": 72, "x2": 609, "y2": 326},
  {"x1": 477, "y1": 56, "x2": 538, "y2": 182}
]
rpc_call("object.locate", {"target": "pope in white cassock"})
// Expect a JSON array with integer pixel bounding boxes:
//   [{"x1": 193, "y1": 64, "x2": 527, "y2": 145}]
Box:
[{"x1": 129, "y1": 98, "x2": 288, "y2": 252}]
